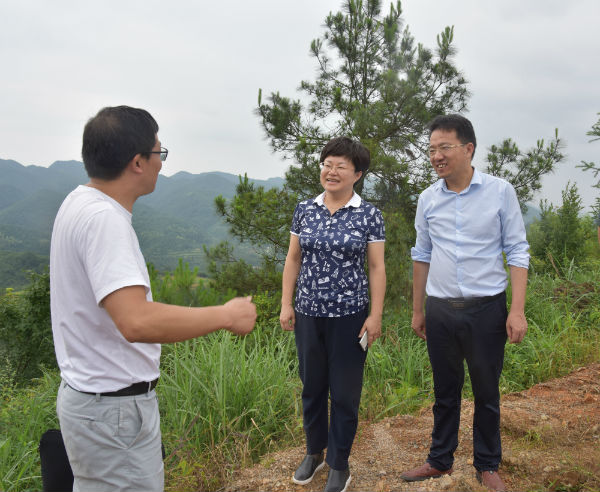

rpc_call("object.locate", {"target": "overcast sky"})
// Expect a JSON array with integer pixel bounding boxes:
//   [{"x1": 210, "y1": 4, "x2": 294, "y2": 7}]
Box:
[{"x1": 1, "y1": 0, "x2": 598, "y2": 210}]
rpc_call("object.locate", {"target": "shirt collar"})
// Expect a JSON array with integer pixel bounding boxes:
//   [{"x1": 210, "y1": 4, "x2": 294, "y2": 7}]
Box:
[
  {"x1": 437, "y1": 167, "x2": 482, "y2": 194},
  {"x1": 314, "y1": 191, "x2": 362, "y2": 208}
]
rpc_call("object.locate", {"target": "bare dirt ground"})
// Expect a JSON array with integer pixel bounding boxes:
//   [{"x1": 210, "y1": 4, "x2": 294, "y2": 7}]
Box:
[{"x1": 225, "y1": 363, "x2": 600, "y2": 491}]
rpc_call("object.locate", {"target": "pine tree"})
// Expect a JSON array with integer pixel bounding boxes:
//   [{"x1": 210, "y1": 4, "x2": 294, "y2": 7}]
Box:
[
  {"x1": 257, "y1": 0, "x2": 468, "y2": 210},
  {"x1": 578, "y1": 112, "x2": 600, "y2": 189},
  {"x1": 215, "y1": 0, "x2": 564, "y2": 299}
]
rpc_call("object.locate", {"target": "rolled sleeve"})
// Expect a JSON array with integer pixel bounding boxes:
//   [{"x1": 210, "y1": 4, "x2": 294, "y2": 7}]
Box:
[
  {"x1": 501, "y1": 184, "x2": 530, "y2": 269},
  {"x1": 411, "y1": 195, "x2": 432, "y2": 263}
]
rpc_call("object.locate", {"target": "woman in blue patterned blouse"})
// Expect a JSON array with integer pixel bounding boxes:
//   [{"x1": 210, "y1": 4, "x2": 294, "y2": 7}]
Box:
[{"x1": 280, "y1": 137, "x2": 386, "y2": 492}]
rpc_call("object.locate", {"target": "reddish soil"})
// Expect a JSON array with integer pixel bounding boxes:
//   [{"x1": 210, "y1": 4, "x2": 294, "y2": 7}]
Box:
[{"x1": 225, "y1": 364, "x2": 600, "y2": 491}]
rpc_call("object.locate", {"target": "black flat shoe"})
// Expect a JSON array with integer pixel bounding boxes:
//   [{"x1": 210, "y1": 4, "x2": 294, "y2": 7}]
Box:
[
  {"x1": 292, "y1": 452, "x2": 325, "y2": 485},
  {"x1": 323, "y1": 467, "x2": 351, "y2": 492}
]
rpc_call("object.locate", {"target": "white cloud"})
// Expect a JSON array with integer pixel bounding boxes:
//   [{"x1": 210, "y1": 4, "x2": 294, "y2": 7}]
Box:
[{"x1": 1, "y1": 0, "x2": 598, "y2": 209}]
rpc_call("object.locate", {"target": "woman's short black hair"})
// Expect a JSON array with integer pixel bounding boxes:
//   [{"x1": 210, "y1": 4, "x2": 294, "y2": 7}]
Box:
[
  {"x1": 81, "y1": 106, "x2": 159, "y2": 180},
  {"x1": 320, "y1": 136, "x2": 370, "y2": 173},
  {"x1": 427, "y1": 114, "x2": 477, "y2": 158}
]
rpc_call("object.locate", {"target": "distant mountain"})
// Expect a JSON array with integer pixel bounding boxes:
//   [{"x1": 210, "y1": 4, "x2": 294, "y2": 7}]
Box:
[
  {"x1": 0, "y1": 158, "x2": 284, "y2": 289},
  {"x1": 0, "y1": 157, "x2": 547, "y2": 292}
]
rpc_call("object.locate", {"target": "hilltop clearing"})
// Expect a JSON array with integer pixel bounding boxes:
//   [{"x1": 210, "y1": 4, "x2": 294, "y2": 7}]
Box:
[{"x1": 226, "y1": 363, "x2": 600, "y2": 492}]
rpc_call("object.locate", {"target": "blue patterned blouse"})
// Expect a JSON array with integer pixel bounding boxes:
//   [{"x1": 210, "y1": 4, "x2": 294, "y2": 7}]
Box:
[{"x1": 291, "y1": 192, "x2": 385, "y2": 317}]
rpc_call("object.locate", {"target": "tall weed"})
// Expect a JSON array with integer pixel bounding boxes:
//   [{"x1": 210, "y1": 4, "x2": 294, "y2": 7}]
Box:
[
  {"x1": 0, "y1": 370, "x2": 60, "y2": 492},
  {"x1": 159, "y1": 328, "x2": 299, "y2": 489},
  {"x1": 1, "y1": 261, "x2": 598, "y2": 491},
  {"x1": 363, "y1": 313, "x2": 432, "y2": 419},
  {"x1": 501, "y1": 264, "x2": 600, "y2": 391}
]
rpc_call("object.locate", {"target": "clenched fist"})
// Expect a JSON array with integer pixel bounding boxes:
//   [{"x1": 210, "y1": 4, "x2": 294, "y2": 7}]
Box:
[{"x1": 224, "y1": 296, "x2": 257, "y2": 336}]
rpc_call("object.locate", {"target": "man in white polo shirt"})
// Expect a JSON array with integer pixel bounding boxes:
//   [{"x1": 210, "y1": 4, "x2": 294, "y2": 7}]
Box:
[{"x1": 50, "y1": 105, "x2": 256, "y2": 492}]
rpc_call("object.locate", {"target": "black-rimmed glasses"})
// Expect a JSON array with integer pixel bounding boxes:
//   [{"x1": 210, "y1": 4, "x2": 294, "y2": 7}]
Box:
[{"x1": 149, "y1": 147, "x2": 169, "y2": 161}]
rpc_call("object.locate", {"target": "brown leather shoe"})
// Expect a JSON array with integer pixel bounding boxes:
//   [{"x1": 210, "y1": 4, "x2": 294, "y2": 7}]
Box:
[
  {"x1": 400, "y1": 462, "x2": 453, "y2": 482},
  {"x1": 476, "y1": 470, "x2": 506, "y2": 491}
]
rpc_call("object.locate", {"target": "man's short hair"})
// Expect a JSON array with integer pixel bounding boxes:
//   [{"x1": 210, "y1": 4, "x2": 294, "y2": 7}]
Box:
[
  {"x1": 428, "y1": 114, "x2": 477, "y2": 158},
  {"x1": 320, "y1": 136, "x2": 370, "y2": 173},
  {"x1": 82, "y1": 106, "x2": 159, "y2": 180}
]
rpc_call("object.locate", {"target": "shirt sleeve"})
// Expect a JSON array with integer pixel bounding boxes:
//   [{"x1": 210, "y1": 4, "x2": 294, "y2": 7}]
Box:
[
  {"x1": 82, "y1": 210, "x2": 150, "y2": 305},
  {"x1": 367, "y1": 207, "x2": 385, "y2": 242},
  {"x1": 290, "y1": 202, "x2": 302, "y2": 236},
  {"x1": 411, "y1": 194, "x2": 432, "y2": 263},
  {"x1": 500, "y1": 183, "x2": 530, "y2": 269}
]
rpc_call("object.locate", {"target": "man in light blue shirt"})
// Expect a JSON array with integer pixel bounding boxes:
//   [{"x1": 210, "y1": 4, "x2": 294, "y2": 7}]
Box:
[{"x1": 401, "y1": 114, "x2": 529, "y2": 492}]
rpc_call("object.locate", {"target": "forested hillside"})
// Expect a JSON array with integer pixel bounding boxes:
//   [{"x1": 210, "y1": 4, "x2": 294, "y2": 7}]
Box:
[{"x1": 0, "y1": 159, "x2": 283, "y2": 290}]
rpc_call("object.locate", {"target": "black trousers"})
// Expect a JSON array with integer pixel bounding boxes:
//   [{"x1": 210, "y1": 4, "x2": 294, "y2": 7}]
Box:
[
  {"x1": 425, "y1": 293, "x2": 507, "y2": 472},
  {"x1": 294, "y1": 309, "x2": 368, "y2": 471}
]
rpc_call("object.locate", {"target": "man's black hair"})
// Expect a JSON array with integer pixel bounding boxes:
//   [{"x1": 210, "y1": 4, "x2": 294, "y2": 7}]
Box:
[
  {"x1": 82, "y1": 106, "x2": 159, "y2": 180},
  {"x1": 428, "y1": 114, "x2": 477, "y2": 158}
]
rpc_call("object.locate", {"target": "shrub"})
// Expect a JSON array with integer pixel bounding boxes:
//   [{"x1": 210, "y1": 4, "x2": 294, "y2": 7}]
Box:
[
  {"x1": 527, "y1": 182, "x2": 596, "y2": 274},
  {"x1": 0, "y1": 271, "x2": 55, "y2": 386}
]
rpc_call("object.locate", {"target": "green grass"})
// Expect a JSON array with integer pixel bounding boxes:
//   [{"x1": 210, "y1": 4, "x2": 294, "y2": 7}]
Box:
[
  {"x1": 363, "y1": 314, "x2": 433, "y2": 419},
  {"x1": 158, "y1": 328, "x2": 301, "y2": 489},
  {"x1": 0, "y1": 370, "x2": 60, "y2": 492},
  {"x1": 501, "y1": 266, "x2": 600, "y2": 392},
  {"x1": 1, "y1": 263, "x2": 599, "y2": 491}
]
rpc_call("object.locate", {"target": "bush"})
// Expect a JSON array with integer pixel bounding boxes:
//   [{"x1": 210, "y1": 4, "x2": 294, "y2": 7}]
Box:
[
  {"x1": 0, "y1": 271, "x2": 55, "y2": 386},
  {"x1": 204, "y1": 241, "x2": 282, "y2": 296},
  {"x1": 527, "y1": 182, "x2": 596, "y2": 274},
  {"x1": 149, "y1": 259, "x2": 237, "y2": 307},
  {"x1": 381, "y1": 210, "x2": 415, "y2": 305}
]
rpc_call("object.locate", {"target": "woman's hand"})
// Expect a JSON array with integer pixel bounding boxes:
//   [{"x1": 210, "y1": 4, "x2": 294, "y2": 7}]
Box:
[
  {"x1": 358, "y1": 314, "x2": 382, "y2": 347},
  {"x1": 280, "y1": 304, "x2": 296, "y2": 331}
]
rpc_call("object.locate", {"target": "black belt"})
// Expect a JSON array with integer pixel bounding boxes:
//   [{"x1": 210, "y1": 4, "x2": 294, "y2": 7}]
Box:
[
  {"x1": 431, "y1": 291, "x2": 504, "y2": 309},
  {"x1": 75, "y1": 378, "x2": 158, "y2": 397}
]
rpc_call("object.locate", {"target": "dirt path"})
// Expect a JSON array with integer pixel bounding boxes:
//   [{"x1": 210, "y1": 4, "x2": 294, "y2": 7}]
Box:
[{"x1": 225, "y1": 364, "x2": 600, "y2": 491}]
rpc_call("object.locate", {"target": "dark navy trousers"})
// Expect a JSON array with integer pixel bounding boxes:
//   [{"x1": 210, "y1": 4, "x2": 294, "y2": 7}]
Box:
[
  {"x1": 425, "y1": 293, "x2": 508, "y2": 472},
  {"x1": 294, "y1": 309, "x2": 368, "y2": 471}
]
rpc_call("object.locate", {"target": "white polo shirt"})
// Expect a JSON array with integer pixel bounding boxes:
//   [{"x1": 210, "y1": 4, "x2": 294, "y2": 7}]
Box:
[{"x1": 50, "y1": 185, "x2": 161, "y2": 393}]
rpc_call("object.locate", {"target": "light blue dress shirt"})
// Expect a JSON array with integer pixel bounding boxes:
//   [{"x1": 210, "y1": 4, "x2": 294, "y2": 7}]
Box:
[{"x1": 411, "y1": 168, "x2": 529, "y2": 299}]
